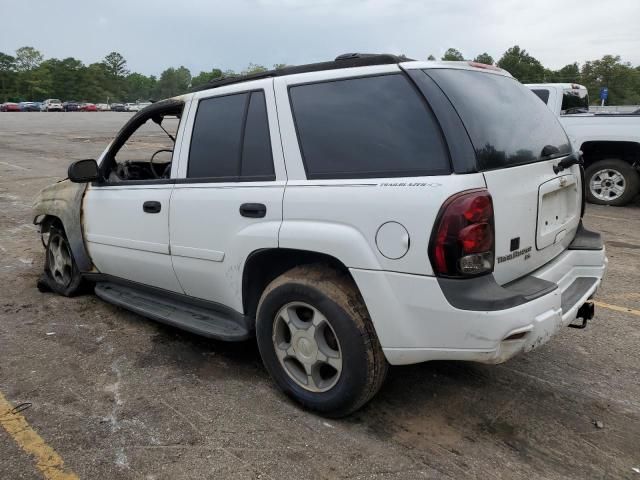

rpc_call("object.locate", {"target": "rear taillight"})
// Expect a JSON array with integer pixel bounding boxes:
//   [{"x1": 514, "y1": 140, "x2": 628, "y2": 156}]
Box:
[{"x1": 429, "y1": 189, "x2": 495, "y2": 277}]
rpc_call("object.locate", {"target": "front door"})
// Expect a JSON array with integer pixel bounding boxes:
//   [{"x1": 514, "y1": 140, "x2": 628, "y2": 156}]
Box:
[
  {"x1": 169, "y1": 80, "x2": 286, "y2": 313},
  {"x1": 84, "y1": 102, "x2": 189, "y2": 292}
]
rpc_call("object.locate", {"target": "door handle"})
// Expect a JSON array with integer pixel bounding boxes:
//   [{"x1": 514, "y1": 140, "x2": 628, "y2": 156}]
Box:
[
  {"x1": 239, "y1": 203, "x2": 266, "y2": 218},
  {"x1": 143, "y1": 201, "x2": 161, "y2": 214}
]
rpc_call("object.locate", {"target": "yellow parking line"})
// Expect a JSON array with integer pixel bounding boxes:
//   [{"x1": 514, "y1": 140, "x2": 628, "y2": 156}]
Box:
[
  {"x1": 0, "y1": 392, "x2": 78, "y2": 480},
  {"x1": 594, "y1": 301, "x2": 640, "y2": 317}
]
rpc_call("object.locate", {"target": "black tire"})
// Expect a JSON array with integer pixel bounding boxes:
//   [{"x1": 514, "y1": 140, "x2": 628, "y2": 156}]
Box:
[
  {"x1": 585, "y1": 159, "x2": 640, "y2": 206},
  {"x1": 256, "y1": 265, "x2": 388, "y2": 417},
  {"x1": 42, "y1": 225, "x2": 84, "y2": 296}
]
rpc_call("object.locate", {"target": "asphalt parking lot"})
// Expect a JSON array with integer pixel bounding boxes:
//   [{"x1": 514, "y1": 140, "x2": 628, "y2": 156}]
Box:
[{"x1": 0, "y1": 112, "x2": 639, "y2": 479}]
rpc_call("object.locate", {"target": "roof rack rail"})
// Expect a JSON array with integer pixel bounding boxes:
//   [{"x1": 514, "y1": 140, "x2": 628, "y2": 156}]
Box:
[{"x1": 189, "y1": 53, "x2": 413, "y2": 93}]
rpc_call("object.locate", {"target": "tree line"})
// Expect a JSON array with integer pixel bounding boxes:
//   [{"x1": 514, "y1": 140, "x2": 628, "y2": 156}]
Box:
[
  {"x1": 1, "y1": 45, "x2": 639, "y2": 105},
  {"x1": 0, "y1": 47, "x2": 280, "y2": 104},
  {"x1": 436, "y1": 47, "x2": 640, "y2": 105}
]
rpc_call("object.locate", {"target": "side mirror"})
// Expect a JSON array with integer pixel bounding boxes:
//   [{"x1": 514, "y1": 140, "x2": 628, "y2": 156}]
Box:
[{"x1": 68, "y1": 159, "x2": 100, "y2": 183}]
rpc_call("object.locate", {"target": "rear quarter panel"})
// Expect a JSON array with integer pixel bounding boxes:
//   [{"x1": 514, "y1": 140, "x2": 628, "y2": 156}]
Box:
[
  {"x1": 279, "y1": 176, "x2": 487, "y2": 274},
  {"x1": 274, "y1": 65, "x2": 487, "y2": 274}
]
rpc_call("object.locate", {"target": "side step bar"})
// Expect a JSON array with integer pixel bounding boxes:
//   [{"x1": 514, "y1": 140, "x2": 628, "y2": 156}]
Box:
[{"x1": 94, "y1": 282, "x2": 251, "y2": 341}]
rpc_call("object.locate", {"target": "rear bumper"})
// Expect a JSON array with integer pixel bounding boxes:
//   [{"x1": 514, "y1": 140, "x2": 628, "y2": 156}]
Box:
[{"x1": 351, "y1": 247, "x2": 607, "y2": 366}]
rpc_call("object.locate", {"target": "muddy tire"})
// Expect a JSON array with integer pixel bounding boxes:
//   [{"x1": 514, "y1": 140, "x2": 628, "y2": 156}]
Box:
[
  {"x1": 42, "y1": 225, "x2": 84, "y2": 296},
  {"x1": 256, "y1": 265, "x2": 388, "y2": 417},
  {"x1": 585, "y1": 159, "x2": 640, "y2": 206}
]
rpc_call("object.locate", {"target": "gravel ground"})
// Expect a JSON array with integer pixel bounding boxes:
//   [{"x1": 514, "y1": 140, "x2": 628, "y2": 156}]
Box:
[{"x1": 0, "y1": 112, "x2": 639, "y2": 479}]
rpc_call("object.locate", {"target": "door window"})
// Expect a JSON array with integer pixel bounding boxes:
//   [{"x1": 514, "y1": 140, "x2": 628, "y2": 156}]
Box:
[{"x1": 188, "y1": 91, "x2": 275, "y2": 181}]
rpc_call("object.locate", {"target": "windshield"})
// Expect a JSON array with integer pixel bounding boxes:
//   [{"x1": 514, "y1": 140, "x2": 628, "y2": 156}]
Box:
[
  {"x1": 425, "y1": 69, "x2": 571, "y2": 171},
  {"x1": 51, "y1": 99, "x2": 61, "y2": 103}
]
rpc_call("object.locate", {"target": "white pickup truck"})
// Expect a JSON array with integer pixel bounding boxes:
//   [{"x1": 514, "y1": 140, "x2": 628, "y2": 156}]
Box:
[{"x1": 527, "y1": 83, "x2": 640, "y2": 206}]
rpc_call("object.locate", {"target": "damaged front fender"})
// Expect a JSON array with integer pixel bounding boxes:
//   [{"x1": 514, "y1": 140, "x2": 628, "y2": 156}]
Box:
[{"x1": 33, "y1": 179, "x2": 94, "y2": 272}]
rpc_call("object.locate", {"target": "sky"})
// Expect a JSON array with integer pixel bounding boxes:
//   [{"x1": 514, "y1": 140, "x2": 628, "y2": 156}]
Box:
[{"x1": 1, "y1": 0, "x2": 638, "y2": 76}]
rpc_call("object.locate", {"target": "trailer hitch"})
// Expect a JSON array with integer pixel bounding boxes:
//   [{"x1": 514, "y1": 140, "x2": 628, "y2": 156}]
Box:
[{"x1": 568, "y1": 300, "x2": 595, "y2": 329}]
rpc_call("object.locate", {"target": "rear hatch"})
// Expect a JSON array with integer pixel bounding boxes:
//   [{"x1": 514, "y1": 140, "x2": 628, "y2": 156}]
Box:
[{"x1": 427, "y1": 68, "x2": 580, "y2": 284}]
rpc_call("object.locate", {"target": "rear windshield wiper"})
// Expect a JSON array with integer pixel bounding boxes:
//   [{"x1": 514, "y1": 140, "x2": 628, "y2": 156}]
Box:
[{"x1": 553, "y1": 151, "x2": 583, "y2": 174}]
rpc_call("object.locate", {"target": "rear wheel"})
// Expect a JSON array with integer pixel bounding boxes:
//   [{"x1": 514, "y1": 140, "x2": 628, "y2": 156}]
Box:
[
  {"x1": 585, "y1": 159, "x2": 639, "y2": 206},
  {"x1": 256, "y1": 265, "x2": 388, "y2": 417}
]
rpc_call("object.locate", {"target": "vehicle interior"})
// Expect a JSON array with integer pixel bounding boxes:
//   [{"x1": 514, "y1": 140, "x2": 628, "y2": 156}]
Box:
[{"x1": 99, "y1": 100, "x2": 184, "y2": 182}]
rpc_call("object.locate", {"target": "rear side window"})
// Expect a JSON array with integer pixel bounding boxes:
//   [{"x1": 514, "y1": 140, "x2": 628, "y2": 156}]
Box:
[
  {"x1": 188, "y1": 91, "x2": 274, "y2": 180},
  {"x1": 289, "y1": 74, "x2": 450, "y2": 179},
  {"x1": 561, "y1": 88, "x2": 589, "y2": 114},
  {"x1": 426, "y1": 69, "x2": 571, "y2": 171},
  {"x1": 531, "y1": 89, "x2": 550, "y2": 104}
]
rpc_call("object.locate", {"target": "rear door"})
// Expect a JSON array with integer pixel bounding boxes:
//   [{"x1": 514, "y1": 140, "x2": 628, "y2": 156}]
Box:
[
  {"x1": 169, "y1": 79, "x2": 286, "y2": 313},
  {"x1": 426, "y1": 68, "x2": 581, "y2": 284}
]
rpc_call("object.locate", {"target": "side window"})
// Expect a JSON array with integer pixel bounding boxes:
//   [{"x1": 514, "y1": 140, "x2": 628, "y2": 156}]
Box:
[
  {"x1": 187, "y1": 90, "x2": 274, "y2": 180},
  {"x1": 289, "y1": 74, "x2": 450, "y2": 179},
  {"x1": 242, "y1": 91, "x2": 274, "y2": 177},
  {"x1": 531, "y1": 89, "x2": 550, "y2": 104}
]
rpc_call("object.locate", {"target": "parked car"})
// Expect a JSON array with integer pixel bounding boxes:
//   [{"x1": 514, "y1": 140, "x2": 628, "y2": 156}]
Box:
[
  {"x1": 79, "y1": 103, "x2": 97, "y2": 112},
  {"x1": 528, "y1": 83, "x2": 640, "y2": 206},
  {"x1": 1, "y1": 102, "x2": 20, "y2": 112},
  {"x1": 41, "y1": 99, "x2": 63, "y2": 112},
  {"x1": 63, "y1": 101, "x2": 80, "y2": 112},
  {"x1": 19, "y1": 101, "x2": 40, "y2": 112},
  {"x1": 110, "y1": 103, "x2": 125, "y2": 112},
  {"x1": 95, "y1": 103, "x2": 110, "y2": 112},
  {"x1": 33, "y1": 55, "x2": 606, "y2": 416},
  {"x1": 124, "y1": 103, "x2": 140, "y2": 112}
]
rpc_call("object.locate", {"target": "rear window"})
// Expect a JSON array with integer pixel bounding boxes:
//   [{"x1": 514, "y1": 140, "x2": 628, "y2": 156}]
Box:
[
  {"x1": 289, "y1": 74, "x2": 450, "y2": 179},
  {"x1": 426, "y1": 70, "x2": 571, "y2": 171},
  {"x1": 561, "y1": 88, "x2": 589, "y2": 114}
]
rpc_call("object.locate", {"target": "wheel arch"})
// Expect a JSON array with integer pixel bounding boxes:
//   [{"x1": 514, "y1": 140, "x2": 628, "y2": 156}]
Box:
[
  {"x1": 580, "y1": 141, "x2": 640, "y2": 169},
  {"x1": 242, "y1": 248, "x2": 358, "y2": 321},
  {"x1": 32, "y1": 180, "x2": 94, "y2": 272}
]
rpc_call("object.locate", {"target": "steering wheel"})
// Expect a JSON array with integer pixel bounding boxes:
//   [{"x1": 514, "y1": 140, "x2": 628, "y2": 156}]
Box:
[{"x1": 150, "y1": 148, "x2": 174, "y2": 179}]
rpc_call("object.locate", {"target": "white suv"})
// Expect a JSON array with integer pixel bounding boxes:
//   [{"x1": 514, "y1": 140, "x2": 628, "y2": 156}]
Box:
[
  {"x1": 41, "y1": 99, "x2": 63, "y2": 112},
  {"x1": 33, "y1": 54, "x2": 607, "y2": 416}
]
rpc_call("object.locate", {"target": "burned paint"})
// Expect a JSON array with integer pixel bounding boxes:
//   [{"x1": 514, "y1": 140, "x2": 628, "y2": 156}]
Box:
[{"x1": 32, "y1": 179, "x2": 94, "y2": 272}]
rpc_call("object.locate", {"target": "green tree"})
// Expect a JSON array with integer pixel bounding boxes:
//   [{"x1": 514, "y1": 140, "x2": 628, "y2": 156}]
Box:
[
  {"x1": 473, "y1": 52, "x2": 494, "y2": 65},
  {"x1": 0, "y1": 52, "x2": 17, "y2": 101},
  {"x1": 190, "y1": 68, "x2": 223, "y2": 88},
  {"x1": 23, "y1": 63, "x2": 52, "y2": 100},
  {"x1": 273, "y1": 63, "x2": 288, "y2": 70},
  {"x1": 80, "y1": 63, "x2": 111, "y2": 102},
  {"x1": 102, "y1": 52, "x2": 129, "y2": 101},
  {"x1": 427, "y1": 54, "x2": 436, "y2": 61},
  {"x1": 124, "y1": 72, "x2": 157, "y2": 101},
  {"x1": 41, "y1": 57, "x2": 85, "y2": 100},
  {"x1": 581, "y1": 55, "x2": 640, "y2": 105},
  {"x1": 442, "y1": 48, "x2": 464, "y2": 61},
  {"x1": 103, "y1": 52, "x2": 128, "y2": 77},
  {"x1": 14, "y1": 46, "x2": 43, "y2": 72},
  {"x1": 155, "y1": 66, "x2": 191, "y2": 98},
  {"x1": 496, "y1": 45, "x2": 545, "y2": 82},
  {"x1": 242, "y1": 63, "x2": 268, "y2": 75},
  {"x1": 544, "y1": 63, "x2": 580, "y2": 83},
  {"x1": 222, "y1": 69, "x2": 239, "y2": 78}
]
